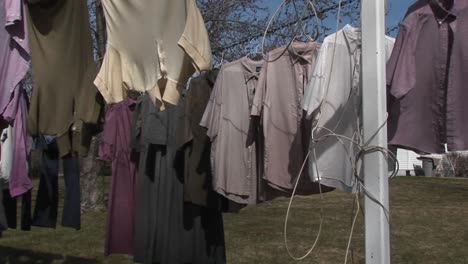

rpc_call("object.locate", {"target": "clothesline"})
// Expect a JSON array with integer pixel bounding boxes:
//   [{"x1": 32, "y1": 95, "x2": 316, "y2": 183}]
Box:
[{"x1": 212, "y1": 0, "x2": 357, "y2": 53}]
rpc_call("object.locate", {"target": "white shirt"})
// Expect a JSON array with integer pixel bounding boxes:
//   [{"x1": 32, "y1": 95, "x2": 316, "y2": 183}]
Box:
[
  {"x1": 303, "y1": 24, "x2": 395, "y2": 192},
  {"x1": 0, "y1": 126, "x2": 14, "y2": 182}
]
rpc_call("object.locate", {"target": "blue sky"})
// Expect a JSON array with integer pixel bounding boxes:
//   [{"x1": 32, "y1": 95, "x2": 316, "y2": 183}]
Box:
[{"x1": 264, "y1": 0, "x2": 414, "y2": 37}]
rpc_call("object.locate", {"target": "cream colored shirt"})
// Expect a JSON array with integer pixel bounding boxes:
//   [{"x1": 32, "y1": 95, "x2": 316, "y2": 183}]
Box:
[{"x1": 95, "y1": 0, "x2": 212, "y2": 107}]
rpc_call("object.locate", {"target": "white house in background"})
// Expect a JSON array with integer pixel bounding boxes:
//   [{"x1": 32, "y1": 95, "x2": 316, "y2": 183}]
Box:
[{"x1": 396, "y1": 149, "x2": 422, "y2": 176}]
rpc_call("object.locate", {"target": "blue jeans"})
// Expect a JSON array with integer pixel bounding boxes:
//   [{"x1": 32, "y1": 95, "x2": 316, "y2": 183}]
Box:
[{"x1": 32, "y1": 136, "x2": 81, "y2": 230}]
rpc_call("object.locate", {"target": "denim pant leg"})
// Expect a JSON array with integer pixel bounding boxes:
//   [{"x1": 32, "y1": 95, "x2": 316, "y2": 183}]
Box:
[
  {"x1": 32, "y1": 140, "x2": 59, "y2": 228},
  {"x1": 61, "y1": 156, "x2": 81, "y2": 230}
]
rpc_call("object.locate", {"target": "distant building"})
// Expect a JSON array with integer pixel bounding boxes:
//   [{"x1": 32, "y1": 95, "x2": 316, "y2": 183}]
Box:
[
  {"x1": 395, "y1": 148, "x2": 468, "y2": 177},
  {"x1": 395, "y1": 149, "x2": 422, "y2": 176}
]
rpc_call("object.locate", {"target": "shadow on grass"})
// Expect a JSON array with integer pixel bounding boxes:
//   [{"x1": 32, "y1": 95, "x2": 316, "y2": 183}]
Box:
[{"x1": 0, "y1": 246, "x2": 99, "y2": 264}]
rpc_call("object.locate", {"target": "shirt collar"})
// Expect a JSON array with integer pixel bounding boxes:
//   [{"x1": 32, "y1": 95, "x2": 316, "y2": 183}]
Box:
[
  {"x1": 288, "y1": 41, "x2": 319, "y2": 65},
  {"x1": 240, "y1": 57, "x2": 263, "y2": 83},
  {"x1": 428, "y1": 0, "x2": 457, "y2": 23},
  {"x1": 342, "y1": 24, "x2": 362, "y2": 54},
  {"x1": 342, "y1": 24, "x2": 361, "y2": 45}
]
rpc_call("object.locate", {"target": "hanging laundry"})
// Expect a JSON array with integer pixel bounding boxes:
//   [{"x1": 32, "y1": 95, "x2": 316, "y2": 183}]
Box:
[
  {"x1": 131, "y1": 95, "x2": 226, "y2": 264},
  {"x1": 32, "y1": 136, "x2": 81, "y2": 230},
  {"x1": 26, "y1": 0, "x2": 102, "y2": 157},
  {"x1": 0, "y1": 0, "x2": 30, "y2": 124},
  {"x1": 1, "y1": 113, "x2": 32, "y2": 232},
  {"x1": 95, "y1": 0, "x2": 212, "y2": 108},
  {"x1": 176, "y1": 69, "x2": 230, "y2": 210},
  {"x1": 0, "y1": 0, "x2": 33, "y2": 199},
  {"x1": 0, "y1": 127, "x2": 13, "y2": 182},
  {"x1": 303, "y1": 24, "x2": 395, "y2": 192},
  {"x1": 250, "y1": 41, "x2": 322, "y2": 193},
  {"x1": 2, "y1": 186, "x2": 31, "y2": 231},
  {"x1": 3, "y1": 87, "x2": 33, "y2": 197},
  {"x1": 98, "y1": 98, "x2": 138, "y2": 256},
  {"x1": 200, "y1": 58, "x2": 264, "y2": 205},
  {"x1": 0, "y1": 180, "x2": 6, "y2": 232},
  {"x1": 387, "y1": 0, "x2": 468, "y2": 154},
  {"x1": 0, "y1": 88, "x2": 33, "y2": 231}
]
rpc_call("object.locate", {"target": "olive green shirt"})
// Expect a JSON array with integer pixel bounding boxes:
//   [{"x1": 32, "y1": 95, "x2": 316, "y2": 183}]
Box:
[{"x1": 26, "y1": 0, "x2": 102, "y2": 156}]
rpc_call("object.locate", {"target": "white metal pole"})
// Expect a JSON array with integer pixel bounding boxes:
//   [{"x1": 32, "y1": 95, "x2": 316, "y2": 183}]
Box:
[{"x1": 361, "y1": 0, "x2": 391, "y2": 263}]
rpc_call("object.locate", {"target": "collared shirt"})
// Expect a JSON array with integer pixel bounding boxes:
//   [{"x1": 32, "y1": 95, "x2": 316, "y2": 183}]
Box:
[
  {"x1": 200, "y1": 57, "x2": 263, "y2": 205},
  {"x1": 0, "y1": 0, "x2": 30, "y2": 120},
  {"x1": 387, "y1": 0, "x2": 468, "y2": 154},
  {"x1": 303, "y1": 25, "x2": 395, "y2": 192},
  {"x1": 95, "y1": 0, "x2": 212, "y2": 107},
  {"x1": 251, "y1": 41, "x2": 321, "y2": 191}
]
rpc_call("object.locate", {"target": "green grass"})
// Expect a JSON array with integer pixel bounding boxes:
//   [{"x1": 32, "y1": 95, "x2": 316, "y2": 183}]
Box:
[{"x1": 1, "y1": 177, "x2": 468, "y2": 263}]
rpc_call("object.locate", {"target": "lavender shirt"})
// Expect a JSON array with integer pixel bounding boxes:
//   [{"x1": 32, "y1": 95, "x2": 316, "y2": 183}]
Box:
[
  {"x1": 0, "y1": 0, "x2": 32, "y2": 197},
  {"x1": 0, "y1": 0, "x2": 30, "y2": 117},
  {"x1": 387, "y1": 0, "x2": 468, "y2": 154},
  {"x1": 3, "y1": 87, "x2": 32, "y2": 197}
]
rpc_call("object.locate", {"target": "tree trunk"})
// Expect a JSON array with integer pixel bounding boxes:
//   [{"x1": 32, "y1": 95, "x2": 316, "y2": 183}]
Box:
[{"x1": 80, "y1": 0, "x2": 107, "y2": 212}]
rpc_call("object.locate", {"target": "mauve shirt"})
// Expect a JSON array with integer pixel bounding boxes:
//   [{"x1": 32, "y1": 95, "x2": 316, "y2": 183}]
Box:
[
  {"x1": 200, "y1": 58, "x2": 263, "y2": 205},
  {"x1": 3, "y1": 88, "x2": 32, "y2": 197},
  {"x1": 0, "y1": 0, "x2": 30, "y2": 118},
  {"x1": 387, "y1": 0, "x2": 468, "y2": 154},
  {"x1": 251, "y1": 41, "x2": 321, "y2": 191},
  {"x1": 0, "y1": 0, "x2": 32, "y2": 197},
  {"x1": 98, "y1": 98, "x2": 137, "y2": 256}
]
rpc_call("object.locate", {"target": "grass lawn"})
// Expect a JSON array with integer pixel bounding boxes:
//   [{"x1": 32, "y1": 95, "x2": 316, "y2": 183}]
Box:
[{"x1": 0, "y1": 177, "x2": 467, "y2": 263}]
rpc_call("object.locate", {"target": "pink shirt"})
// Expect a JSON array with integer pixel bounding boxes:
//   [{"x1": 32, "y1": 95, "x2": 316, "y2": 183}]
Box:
[
  {"x1": 251, "y1": 41, "x2": 321, "y2": 191},
  {"x1": 0, "y1": 0, "x2": 32, "y2": 197}
]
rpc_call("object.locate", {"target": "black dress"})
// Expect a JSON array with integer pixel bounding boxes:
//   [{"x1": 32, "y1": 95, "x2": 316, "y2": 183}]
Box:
[{"x1": 132, "y1": 94, "x2": 226, "y2": 264}]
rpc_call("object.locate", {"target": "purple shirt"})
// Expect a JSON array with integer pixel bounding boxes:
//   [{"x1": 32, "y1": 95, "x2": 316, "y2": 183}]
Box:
[
  {"x1": 387, "y1": 0, "x2": 468, "y2": 154},
  {"x1": 0, "y1": 0, "x2": 30, "y2": 117},
  {"x1": 1, "y1": 0, "x2": 32, "y2": 197},
  {"x1": 3, "y1": 87, "x2": 32, "y2": 197},
  {"x1": 98, "y1": 98, "x2": 137, "y2": 256}
]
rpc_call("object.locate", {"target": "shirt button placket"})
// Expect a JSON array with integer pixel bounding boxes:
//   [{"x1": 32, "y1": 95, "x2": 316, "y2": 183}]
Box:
[{"x1": 438, "y1": 23, "x2": 449, "y2": 145}]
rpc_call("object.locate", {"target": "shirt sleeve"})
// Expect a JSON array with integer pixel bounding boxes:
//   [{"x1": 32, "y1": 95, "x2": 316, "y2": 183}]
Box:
[
  {"x1": 178, "y1": 0, "x2": 212, "y2": 72},
  {"x1": 303, "y1": 42, "x2": 328, "y2": 119},
  {"x1": 5, "y1": 0, "x2": 29, "y2": 53},
  {"x1": 386, "y1": 23, "x2": 415, "y2": 99},
  {"x1": 200, "y1": 68, "x2": 223, "y2": 141},
  {"x1": 5, "y1": 0, "x2": 21, "y2": 25},
  {"x1": 250, "y1": 60, "x2": 267, "y2": 117}
]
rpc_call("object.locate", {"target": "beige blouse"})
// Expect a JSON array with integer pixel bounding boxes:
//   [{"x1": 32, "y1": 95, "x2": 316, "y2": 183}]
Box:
[{"x1": 95, "y1": 0, "x2": 212, "y2": 107}]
